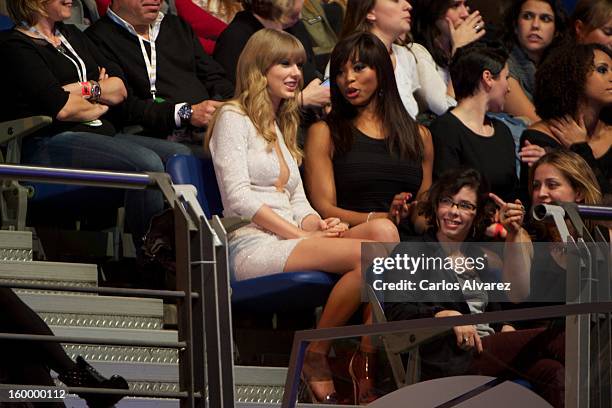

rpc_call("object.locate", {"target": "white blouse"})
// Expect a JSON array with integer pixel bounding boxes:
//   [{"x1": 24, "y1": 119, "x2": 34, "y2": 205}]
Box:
[{"x1": 410, "y1": 42, "x2": 457, "y2": 116}]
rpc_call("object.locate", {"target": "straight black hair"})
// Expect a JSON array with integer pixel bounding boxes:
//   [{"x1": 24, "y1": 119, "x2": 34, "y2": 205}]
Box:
[
  {"x1": 449, "y1": 41, "x2": 509, "y2": 101},
  {"x1": 326, "y1": 31, "x2": 423, "y2": 161}
]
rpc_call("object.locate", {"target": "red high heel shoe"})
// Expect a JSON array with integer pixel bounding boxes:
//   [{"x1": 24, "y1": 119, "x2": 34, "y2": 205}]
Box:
[
  {"x1": 348, "y1": 350, "x2": 379, "y2": 405},
  {"x1": 301, "y1": 350, "x2": 338, "y2": 404}
]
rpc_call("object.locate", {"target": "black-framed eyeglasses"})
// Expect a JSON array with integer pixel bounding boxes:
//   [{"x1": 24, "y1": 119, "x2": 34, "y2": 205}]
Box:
[{"x1": 438, "y1": 197, "x2": 477, "y2": 212}]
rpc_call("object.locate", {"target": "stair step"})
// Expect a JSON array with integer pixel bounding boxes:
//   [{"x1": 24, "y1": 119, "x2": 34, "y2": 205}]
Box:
[
  {"x1": 50, "y1": 326, "x2": 177, "y2": 344},
  {"x1": 18, "y1": 292, "x2": 164, "y2": 329},
  {"x1": 63, "y1": 343, "x2": 178, "y2": 364},
  {"x1": 0, "y1": 260, "x2": 97, "y2": 287},
  {"x1": 51, "y1": 326, "x2": 178, "y2": 364},
  {"x1": 0, "y1": 230, "x2": 32, "y2": 261},
  {"x1": 17, "y1": 292, "x2": 163, "y2": 318}
]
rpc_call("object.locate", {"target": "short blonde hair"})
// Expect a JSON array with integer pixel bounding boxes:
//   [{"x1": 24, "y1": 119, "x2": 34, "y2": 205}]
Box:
[
  {"x1": 207, "y1": 29, "x2": 306, "y2": 162},
  {"x1": 7, "y1": 0, "x2": 47, "y2": 26}
]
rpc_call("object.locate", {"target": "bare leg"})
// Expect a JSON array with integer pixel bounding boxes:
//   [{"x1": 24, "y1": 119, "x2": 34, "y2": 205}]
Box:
[
  {"x1": 284, "y1": 223, "x2": 399, "y2": 401},
  {"x1": 342, "y1": 218, "x2": 399, "y2": 242}
]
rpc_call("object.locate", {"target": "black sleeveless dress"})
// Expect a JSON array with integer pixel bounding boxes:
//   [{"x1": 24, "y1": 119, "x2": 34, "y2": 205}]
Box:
[{"x1": 332, "y1": 127, "x2": 423, "y2": 239}]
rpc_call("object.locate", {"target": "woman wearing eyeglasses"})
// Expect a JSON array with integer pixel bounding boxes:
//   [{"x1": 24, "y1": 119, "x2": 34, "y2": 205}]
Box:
[{"x1": 384, "y1": 167, "x2": 565, "y2": 407}]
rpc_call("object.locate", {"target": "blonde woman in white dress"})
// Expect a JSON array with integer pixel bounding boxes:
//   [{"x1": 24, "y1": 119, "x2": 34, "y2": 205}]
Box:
[{"x1": 207, "y1": 28, "x2": 399, "y2": 403}]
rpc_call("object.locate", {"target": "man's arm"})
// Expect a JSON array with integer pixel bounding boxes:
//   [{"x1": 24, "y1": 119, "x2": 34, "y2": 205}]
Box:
[
  {"x1": 185, "y1": 20, "x2": 233, "y2": 99},
  {"x1": 86, "y1": 21, "x2": 180, "y2": 134}
]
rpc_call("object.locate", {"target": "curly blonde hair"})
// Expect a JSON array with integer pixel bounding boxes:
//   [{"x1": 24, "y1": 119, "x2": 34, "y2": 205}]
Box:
[{"x1": 206, "y1": 29, "x2": 306, "y2": 163}]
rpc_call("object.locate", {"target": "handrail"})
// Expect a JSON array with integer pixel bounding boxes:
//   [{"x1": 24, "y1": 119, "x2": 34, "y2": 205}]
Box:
[
  {"x1": 282, "y1": 301, "x2": 612, "y2": 408},
  {"x1": 0, "y1": 333, "x2": 186, "y2": 348},
  {"x1": 0, "y1": 281, "x2": 198, "y2": 299},
  {"x1": 0, "y1": 163, "x2": 221, "y2": 407},
  {"x1": 0, "y1": 163, "x2": 152, "y2": 189}
]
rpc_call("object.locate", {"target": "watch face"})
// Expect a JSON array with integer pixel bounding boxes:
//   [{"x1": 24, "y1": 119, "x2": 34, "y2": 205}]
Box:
[{"x1": 179, "y1": 104, "x2": 192, "y2": 122}]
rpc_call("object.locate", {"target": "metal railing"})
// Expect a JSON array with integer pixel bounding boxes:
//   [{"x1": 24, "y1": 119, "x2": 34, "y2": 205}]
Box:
[
  {"x1": 282, "y1": 302, "x2": 612, "y2": 408},
  {"x1": 0, "y1": 163, "x2": 235, "y2": 407}
]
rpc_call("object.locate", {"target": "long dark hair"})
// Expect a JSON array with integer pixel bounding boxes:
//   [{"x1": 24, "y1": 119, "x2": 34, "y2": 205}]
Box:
[
  {"x1": 326, "y1": 31, "x2": 423, "y2": 161},
  {"x1": 339, "y1": 0, "x2": 377, "y2": 40},
  {"x1": 502, "y1": 0, "x2": 569, "y2": 53},
  {"x1": 534, "y1": 43, "x2": 612, "y2": 120},
  {"x1": 411, "y1": 0, "x2": 455, "y2": 68}
]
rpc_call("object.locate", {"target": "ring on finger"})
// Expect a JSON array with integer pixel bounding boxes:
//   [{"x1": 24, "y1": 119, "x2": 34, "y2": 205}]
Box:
[
  {"x1": 474, "y1": 24, "x2": 481, "y2": 31},
  {"x1": 462, "y1": 336, "x2": 468, "y2": 344}
]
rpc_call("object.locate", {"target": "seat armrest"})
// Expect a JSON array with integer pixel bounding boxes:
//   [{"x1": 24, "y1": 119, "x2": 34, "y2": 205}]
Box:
[
  {"x1": 0, "y1": 116, "x2": 52, "y2": 145},
  {"x1": 221, "y1": 217, "x2": 251, "y2": 234}
]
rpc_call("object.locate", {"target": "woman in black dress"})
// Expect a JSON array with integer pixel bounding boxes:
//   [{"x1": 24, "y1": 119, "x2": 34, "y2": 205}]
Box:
[{"x1": 305, "y1": 31, "x2": 434, "y2": 240}]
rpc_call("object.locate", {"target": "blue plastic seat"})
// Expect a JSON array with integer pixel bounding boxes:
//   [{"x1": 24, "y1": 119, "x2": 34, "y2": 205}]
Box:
[
  {"x1": 166, "y1": 154, "x2": 339, "y2": 313},
  {"x1": 0, "y1": 15, "x2": 14, "y2": 31}
]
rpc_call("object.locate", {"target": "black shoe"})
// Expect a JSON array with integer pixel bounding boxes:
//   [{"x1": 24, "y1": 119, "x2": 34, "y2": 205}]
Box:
[{"x1": 59, "y1": 356, "x2": 129, "y2": 408}]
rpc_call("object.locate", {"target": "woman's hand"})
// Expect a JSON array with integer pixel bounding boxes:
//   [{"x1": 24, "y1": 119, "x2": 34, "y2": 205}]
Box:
[
  {"x1": 448, "y1": 10, "x2": 486, "y2": 55},
  {"x1": 388, "y1": 192, "x2": 413, "y2": 225},
  {"x1": 435, "y1": 310, "x2": 483, "y2": 353},
  {"x1": 300, "y1": 229, "x2": 341, "y2": 239},
  {"x1": 489, "y1": 193, "x2": 525, "y2": 234},
  {"x1": 549, "y1": 115, "x2": 588, "y2": 148},
  {"x1": 320, "y1": 217, "x2": 349, "y2": 234},
  {"x1": 519, "y1": 140, "x2": 547, "y2": 167}
]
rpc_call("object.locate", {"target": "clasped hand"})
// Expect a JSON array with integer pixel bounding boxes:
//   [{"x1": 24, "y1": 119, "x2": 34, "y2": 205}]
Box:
[{"x1": 301, "y1": 217, "x2": 349, "y2": 238}]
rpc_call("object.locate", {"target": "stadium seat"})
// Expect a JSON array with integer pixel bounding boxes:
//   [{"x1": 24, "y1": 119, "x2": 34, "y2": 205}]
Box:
[
  {"x1": 0, "y1": 14, "x2": 13, "y2": 31},
  {"x1": 165, "y1": 154, "x2": 339, "y2": 313}
]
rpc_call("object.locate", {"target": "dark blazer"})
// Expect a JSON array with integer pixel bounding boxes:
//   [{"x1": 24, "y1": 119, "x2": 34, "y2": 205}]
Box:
[
  {"x1": 214, "y1": 10, "x2": 321, "y2": 86},
  {"x1": 87, "y1": 13, "x2": 234, "y2": 137}
]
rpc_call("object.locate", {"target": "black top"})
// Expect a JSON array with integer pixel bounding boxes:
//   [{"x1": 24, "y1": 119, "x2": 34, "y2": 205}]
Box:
[
  {"x1": 430, "y1": 111, "x2": 518, "y2": 202},
  {"x1": 0, "y1": 24, "x2": 120, "y2": 136},
  {"x1": 520, "y1": 129, "x2": 611, "y2": 203},
  {"x1": 86, "y1": 14, "x2": 234, "y2": 136},
  {"x1": 214, "y1": 11, "x2": 320, "y2": 86},
  {"x1": 383, "y1": 232, "x2": 502, "y2": 379},
  {"x1": 332, "y1": 128, "x2": 422, "y2": 237}
]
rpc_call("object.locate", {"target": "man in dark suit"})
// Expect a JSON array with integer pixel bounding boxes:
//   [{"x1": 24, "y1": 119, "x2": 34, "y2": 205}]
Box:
[{"x1": 87, "y1": 0, "x2": 235, "y2": 146}]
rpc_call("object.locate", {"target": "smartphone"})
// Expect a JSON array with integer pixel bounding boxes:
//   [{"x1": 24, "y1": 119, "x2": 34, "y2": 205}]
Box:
[{"x1": 321, "y1": 77, "x2": 330, "y2": 87}]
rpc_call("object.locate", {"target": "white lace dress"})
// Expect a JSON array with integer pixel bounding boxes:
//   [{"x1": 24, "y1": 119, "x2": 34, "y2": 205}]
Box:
[{"x1": 209, "y1": 106, "x2": 319, "y2": 281}]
